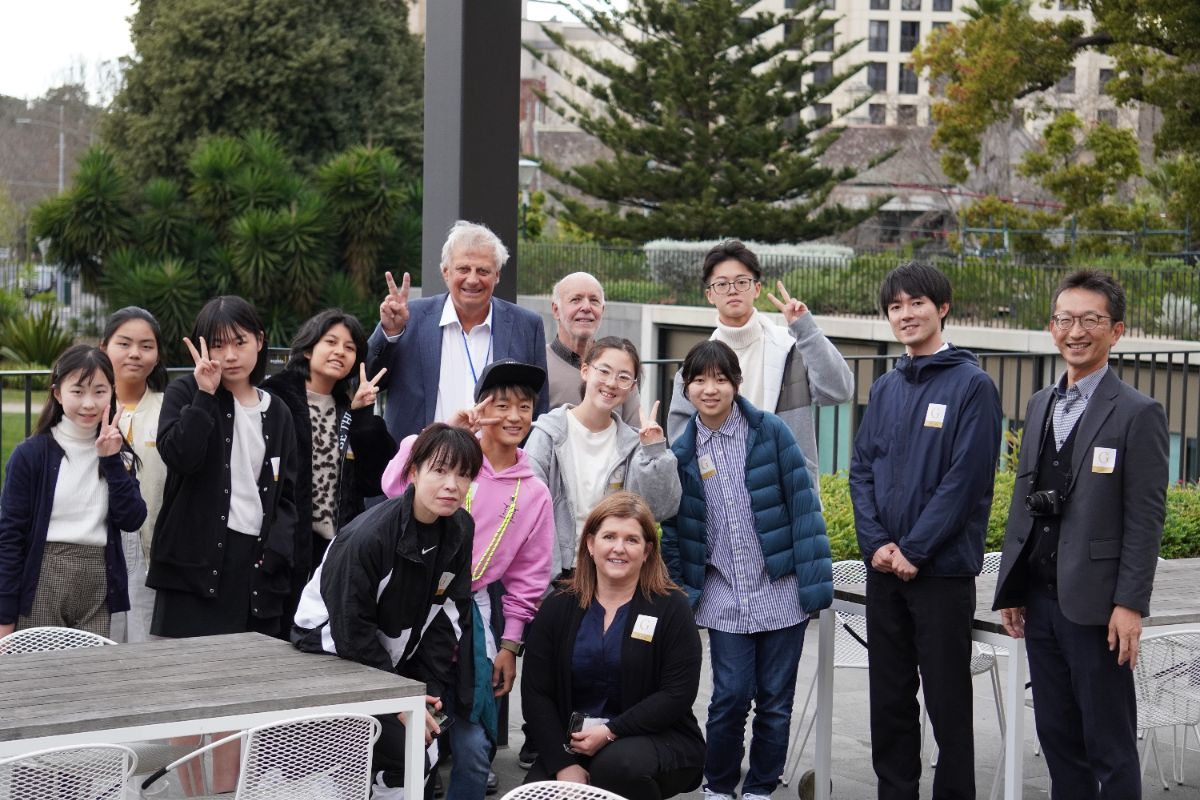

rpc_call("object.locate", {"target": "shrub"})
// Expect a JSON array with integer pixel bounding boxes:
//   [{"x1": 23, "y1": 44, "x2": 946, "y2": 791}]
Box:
[{"x1": 0, "y1": 309, "x2": 74, "y2": 367}]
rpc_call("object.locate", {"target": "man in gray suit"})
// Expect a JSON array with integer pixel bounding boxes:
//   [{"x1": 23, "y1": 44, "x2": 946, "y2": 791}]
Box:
[{"x1": 993, "y1": 270, "x2": 1169, "y2": 798}]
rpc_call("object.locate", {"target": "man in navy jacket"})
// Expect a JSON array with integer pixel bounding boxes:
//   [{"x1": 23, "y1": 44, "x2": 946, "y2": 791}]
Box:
[
  {"x1": 366, "y1": 220, "x2": 549, "y2": 441},
  {"x1": 849, "y1": 262, "x2": 1002, "y2": 800}
]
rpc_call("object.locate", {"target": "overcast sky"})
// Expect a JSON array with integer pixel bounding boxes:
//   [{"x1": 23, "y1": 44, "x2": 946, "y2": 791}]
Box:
[{"x1": 0, "y1": 0, "x2": 600, "y2": 103}]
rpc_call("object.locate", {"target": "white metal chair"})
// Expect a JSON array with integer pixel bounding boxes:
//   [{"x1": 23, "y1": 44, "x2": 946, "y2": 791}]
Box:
[
  {"x1": 1134, "y1": 628, "x2": 1200, "y2": 789},
  {"x1": 140, "y1": 713, "x2": 382, "y2": 799},
  {"x1": 0, "y1": 744, "x2": 137, "y2": 800},
  {"x1": 0, "y1": 626, "x2": 117, "y2": 654},
  {"x1": 499, "y1": 779, "x2": 629, "y2": 800},
  {"x1": 783, "y1": 559, "x2": 869, "y2": 785}
]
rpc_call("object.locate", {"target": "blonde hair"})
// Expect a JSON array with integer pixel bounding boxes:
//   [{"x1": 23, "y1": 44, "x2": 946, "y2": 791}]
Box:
[{"x1": 567, "y1": 492, "x2": 677, "y2": 608}]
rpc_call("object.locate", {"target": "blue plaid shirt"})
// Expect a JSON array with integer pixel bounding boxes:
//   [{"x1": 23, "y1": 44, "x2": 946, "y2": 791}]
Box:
[
  {"x1": 694, "y1": 403, "x2": 804, "y2": 634},
  {"x1": 1052, "y1": 365, "x2": 1107, "y2": 450}
]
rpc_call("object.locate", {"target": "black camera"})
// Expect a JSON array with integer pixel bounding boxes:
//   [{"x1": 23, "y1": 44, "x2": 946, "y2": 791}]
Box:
[{"x1": 1025, "y1": 489, "x2": 1063, "y2": 517}]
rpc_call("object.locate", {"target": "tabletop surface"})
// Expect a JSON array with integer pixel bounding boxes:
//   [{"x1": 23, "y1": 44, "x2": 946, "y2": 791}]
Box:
[
  {"x1": 0, "y1": 632, "x2": 423, "y2": 743},
  {"x1": 834, "y1": 557, "x2": 1200, "y2": 634}
]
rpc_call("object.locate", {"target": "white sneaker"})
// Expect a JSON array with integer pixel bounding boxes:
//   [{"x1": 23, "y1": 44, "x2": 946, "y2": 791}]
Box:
[
  {"x1": 743, "y1": 793, "x2": 773, "y2": 800},
  {"x1": 372, "y1": 771, "x2": 405, "y2": 800},
  {"x1": 703, "y1": 789, "x2": 735, "y2": 800}
]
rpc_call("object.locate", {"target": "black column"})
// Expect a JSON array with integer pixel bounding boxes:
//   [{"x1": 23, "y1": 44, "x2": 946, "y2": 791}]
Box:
[{"x1": 422, "y1": 0, "x2": 522, "y2": 302}]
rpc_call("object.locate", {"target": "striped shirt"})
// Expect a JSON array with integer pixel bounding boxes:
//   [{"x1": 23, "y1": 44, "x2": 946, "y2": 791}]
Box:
[
  {"x1": 694, "y1": 403, "x2": 804, "y2": 634},
  {"x1": 1052, "y1": 365, "x2": 1108, "y2": 451}
]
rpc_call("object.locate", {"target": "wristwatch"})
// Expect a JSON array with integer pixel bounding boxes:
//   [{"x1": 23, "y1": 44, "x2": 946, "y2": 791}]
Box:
[{"x1": 499, "y1": 638, "x2": 525, "y2": 656}]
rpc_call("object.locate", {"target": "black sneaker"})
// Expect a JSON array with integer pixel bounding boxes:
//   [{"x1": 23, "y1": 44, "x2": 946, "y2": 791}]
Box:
[
  {"x1": 518, "y1": 742, "x2": 537, "y2": 770},
  {"x1": 486, "y1": 770, "x2": 500, "y2": 795}
]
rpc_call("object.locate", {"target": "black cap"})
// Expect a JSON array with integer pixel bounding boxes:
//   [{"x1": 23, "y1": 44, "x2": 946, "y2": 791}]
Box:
[{"x1": 474, "y1": 359, "x2": 547, "y2": 402}]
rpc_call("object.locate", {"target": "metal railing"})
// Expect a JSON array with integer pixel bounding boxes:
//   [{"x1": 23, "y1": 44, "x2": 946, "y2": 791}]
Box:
[{"x1": 518, "y1": 244, "x2": 1200, "y2": 340}]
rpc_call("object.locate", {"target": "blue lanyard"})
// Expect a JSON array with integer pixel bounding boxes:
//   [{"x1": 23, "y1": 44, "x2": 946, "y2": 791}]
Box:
[{"x1": 460, "y1": 301, "x2": 494, "y2": 386}]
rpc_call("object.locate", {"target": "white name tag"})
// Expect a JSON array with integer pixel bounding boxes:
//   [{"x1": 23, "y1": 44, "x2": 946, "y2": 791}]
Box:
[
  {"x1": 609, "y1": 465, "x2": 626, "y2": 491},
  {"x1": 698, "y1": 454, "x2": 717, "y2": 480},
  {"x1": 924, "y1": 403, "x2": 947, "y2": 429},
  {"x1": 1092, "y1": 447, "x2": 1117, "y2": 474},
  {"x1": 632, "y1": 614, "x2": 658, "y2": 642},
  {"x1": 270, "y1": 456, "x2": 281, "y2": 481},
  {"x1": 435, "y1": 571, "x2": 455, "y2": 596}
]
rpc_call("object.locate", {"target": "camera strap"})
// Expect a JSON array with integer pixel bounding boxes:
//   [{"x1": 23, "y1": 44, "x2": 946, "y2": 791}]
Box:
[{"x1": 1026, "y1": 392, "x2": 1059, "y2": 494}]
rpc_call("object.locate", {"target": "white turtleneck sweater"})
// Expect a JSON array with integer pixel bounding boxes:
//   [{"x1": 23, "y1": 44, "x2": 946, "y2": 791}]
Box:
[
  {"x1": 46, "y1": 417, "x2": 109, "y2": 547},
  {"x1": 711, "y1": 310, "x2": 768, "y2": 408}
]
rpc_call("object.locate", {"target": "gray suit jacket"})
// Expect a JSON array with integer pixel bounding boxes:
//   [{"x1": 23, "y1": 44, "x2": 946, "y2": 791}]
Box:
[{"x1": 992, "y1": 368, "x2": 1169, "y2": 626}]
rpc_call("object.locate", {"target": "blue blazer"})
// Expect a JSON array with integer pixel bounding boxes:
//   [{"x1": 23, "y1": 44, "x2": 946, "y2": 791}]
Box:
[{"x1": 366, "y1": 293, "x2": 549, "y2": 440}]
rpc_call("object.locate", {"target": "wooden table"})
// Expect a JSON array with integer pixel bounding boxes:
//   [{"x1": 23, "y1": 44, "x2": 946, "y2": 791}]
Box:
[
  {"x1": 812, "y1": 557, "x2": 1200, "y2": 800},
  {"x1": 0, "y1": 632, "x2": 427, "y2": 796}
]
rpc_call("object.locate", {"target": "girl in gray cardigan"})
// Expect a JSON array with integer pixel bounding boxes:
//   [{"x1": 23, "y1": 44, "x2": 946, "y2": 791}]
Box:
[{"x1": 525, "y1": 337, "x2": 681, "y2": 579}]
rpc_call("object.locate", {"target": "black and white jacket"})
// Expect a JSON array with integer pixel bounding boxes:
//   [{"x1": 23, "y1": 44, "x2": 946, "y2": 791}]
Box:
[{"x1": 291, "y1": 486, "x2": 475, "y2": 703}]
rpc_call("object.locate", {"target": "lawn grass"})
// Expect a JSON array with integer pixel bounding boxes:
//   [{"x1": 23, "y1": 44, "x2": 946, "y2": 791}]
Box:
[{"x1": 0, "y1": 410, "x2": 36, "y2": 481}]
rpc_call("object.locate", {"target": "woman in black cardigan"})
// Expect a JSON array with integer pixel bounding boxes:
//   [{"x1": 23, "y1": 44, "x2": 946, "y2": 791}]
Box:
[{"x1": 521, "y1": 491, "x2": 705, "y2": 800}]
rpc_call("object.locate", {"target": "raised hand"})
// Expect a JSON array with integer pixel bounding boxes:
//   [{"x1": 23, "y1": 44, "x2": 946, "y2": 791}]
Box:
[
  {"x1": 184, "y1": 336, "x2": 221, "y2": 395},
  {"x1": 380, "y1": 271, "x2": 411, "y2": 337},
  {"x1": 448, "y1": 395, "x2": 501, "y2": 434},
  {"x1": 766, "y1": 280, "x2": 809, "y2": 325},
  {"x1": 95, "y1": 407, "x2": 124, "y2": 458},
  {"x1": 351, "y1": 363, "x2": 388, "y2": 410},
  {"x1": 638, "y1": 400, "x2": 665, "y2": 445}
]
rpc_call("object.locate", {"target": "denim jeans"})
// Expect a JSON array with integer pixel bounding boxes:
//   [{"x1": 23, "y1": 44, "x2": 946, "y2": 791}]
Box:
[
  {"x1": 442, "y1": 664, "x2": 493, "y2": 800},
  {"x1": 704, "y1": 622, "x2": 807, "y2": 797}
]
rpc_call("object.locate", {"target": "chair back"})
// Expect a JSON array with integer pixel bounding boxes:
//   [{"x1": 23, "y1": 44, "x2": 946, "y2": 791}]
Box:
[
  {"x1": 980, "y1": 551, "x2": 1003, "y2": 575},
  {"x1": 500, "y1": 780, "x2": 629, "y2": 800},
  {"x1": 235, "y1": 713, "x2": 382, "y2": 799},
  {"x1": 0, "y1": 626, "x2": 116, "y2": 655},
  {"x1": 1134, "y1": 628, "x2": 1200, "y2": 731},
  {"x1": 0, "y1": 744, "x2": 136, "y2": 799}
]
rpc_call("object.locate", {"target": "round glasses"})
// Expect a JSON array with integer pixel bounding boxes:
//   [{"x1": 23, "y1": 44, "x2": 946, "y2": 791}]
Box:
[
  {"x1": 1050, "y1": 314, "x2": 1111, "y2": 331},
  {"x1": 705, "y1": 277, "x2": 758, "y2": 295}
]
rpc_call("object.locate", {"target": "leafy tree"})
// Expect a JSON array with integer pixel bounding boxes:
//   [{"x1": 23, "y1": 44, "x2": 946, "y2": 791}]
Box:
[
  {"x1": 105, "y1": 0, "x2": 423, "y2": 182},
  {"x1": 1017, "y1": 111, "x2": 1141, "y2": 218},
  {"x1": 525, "y1": 0, "x2": 877, "y2": 242}
]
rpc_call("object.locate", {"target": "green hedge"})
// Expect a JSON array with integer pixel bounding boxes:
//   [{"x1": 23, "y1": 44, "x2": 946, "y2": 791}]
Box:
[{"x1": 820, "y1": 470, "x2": 1200, "y2": 561}]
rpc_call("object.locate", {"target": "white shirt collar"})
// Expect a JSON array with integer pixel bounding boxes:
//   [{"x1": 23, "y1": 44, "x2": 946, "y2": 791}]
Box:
[{"x1": 439, "y1": 295, "x2": 494, "y2": 330}]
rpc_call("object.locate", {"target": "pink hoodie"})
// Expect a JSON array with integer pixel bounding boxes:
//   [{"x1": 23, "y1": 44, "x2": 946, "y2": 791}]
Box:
[{"x1": 382, "y1": 436, "x2": 555, "y2": 643}]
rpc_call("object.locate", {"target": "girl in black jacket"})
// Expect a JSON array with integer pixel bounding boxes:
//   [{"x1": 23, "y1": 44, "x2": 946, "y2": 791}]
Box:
[
  {"x1": 521, "y1": 491, "x2": 705, "y2": 800},
  {"x1": 261, "y1": 309, "x2": 397, "y2": 624}
]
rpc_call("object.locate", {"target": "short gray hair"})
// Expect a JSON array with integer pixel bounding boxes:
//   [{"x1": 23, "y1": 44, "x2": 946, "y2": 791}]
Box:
[
  {"x1": 440, "y1": 221, "x2": 509, "y2": 271},
  {"x1": 552, "y1": 271, "x2": 606, "y2": 305}
]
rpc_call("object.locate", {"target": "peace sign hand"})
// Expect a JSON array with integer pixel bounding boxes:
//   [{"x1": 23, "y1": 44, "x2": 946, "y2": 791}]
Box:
[
  {"x1": 351, "y1": 364, "x2": 388, "y2": 410},
  {"x1": 184, "y1": 336, "x2": 221, "y2": 395},
  {"x1": 766, "y1": 281, "x2": 809, "y2": 325},
  {"x1": 638, "y1": 400, "x2": 665, "y2": 445},
  {"x1": 95, "y1": 406, "x2": 124, "y2": 458},
  {"x1": 380, "y1": 271, "x2": 411, "y2": 337},
  {"x1": 448, "y1": 395, "x2": 502, "y2": 434}
]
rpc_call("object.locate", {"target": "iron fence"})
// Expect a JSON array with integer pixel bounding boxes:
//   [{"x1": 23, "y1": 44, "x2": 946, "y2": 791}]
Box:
[
  {"x1": 518, "y1": 244, "x2": 1200, "y2": 340},
  {"x1": 0, "y1": 261, "x2": 109, "y2": 337}
]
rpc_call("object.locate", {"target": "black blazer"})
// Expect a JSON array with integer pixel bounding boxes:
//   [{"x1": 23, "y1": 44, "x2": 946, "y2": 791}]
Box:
[
  {"x1": 521, "y1": 587, "x2": 705, "y2": 777},
  {"x1": 993, "y1": 369, "x2": 1169, "y2": 625}
]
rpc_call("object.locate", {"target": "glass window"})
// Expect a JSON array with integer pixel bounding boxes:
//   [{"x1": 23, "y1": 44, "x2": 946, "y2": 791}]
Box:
[
  {"x1": 867, "y1": 62, "x2": 888, "y2": 92},
  {"x1": 815, "y1": 28, "x2": 835, "y2": 52},
  {"x1": 932, "y1": 0, "x2": 952, "y2": 9},
  {"x1": 870, "y1": 0, "x2": 890, "y2": 8},
  {"x1": 1097, "y1": 109, "x2": 1118, "y2": 127},
  {"x1": 1099, "y1": 68, "x2": 1114, "y2": 95},
  {"x1": 901, "y1": 0, "x2": 921, "y2": 10},
  {"x1": 869, "y1": 20, "x2": 889, "y2": 52},
  {"x1": 897, "y1": 105, "x2": 918, "y2": 125},
  {"x1": 869, "y1": 104, "x2": 887, "y2": 125},
  {"x1": 898, "y1": 64, "x2": 918, "y2": 94},
  {"x1": 932, "y1": 21, "x2": 949, "y2": 31},
  {"x1": 813, "y1": 62, "x2": 834, "y2": 87},
  {"x1": 813, "y1": 103, "x2": 833, "y2": 122},
  {"x1": 900, "y1": 21, "x2": 920, "y2": 52},
  {"x1": 1056, "y1": 68, "x2": 1075, "y2": 94}
]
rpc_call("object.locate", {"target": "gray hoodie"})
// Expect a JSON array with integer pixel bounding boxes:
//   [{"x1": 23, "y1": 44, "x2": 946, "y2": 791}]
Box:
[{"x1": 525, "y1": 405, "x2": 682, "y2": 575}]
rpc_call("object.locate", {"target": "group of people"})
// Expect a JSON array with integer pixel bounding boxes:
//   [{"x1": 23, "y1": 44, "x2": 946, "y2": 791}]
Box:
[{"x1": 0, "y1": 218, "x2": 1169, "y2": 800}]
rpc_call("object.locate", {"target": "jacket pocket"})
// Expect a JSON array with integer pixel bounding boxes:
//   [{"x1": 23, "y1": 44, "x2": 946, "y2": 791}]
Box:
[{"x1": 1089, "y1": 538, "x2": 1121, "y2": 560}]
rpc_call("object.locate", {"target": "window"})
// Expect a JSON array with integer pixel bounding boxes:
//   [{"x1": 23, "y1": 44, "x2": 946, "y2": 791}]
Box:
[
  {"x1": 1099, "y1": 68, "x2": 1114, "y2": 95},
  {"x1": 814, "y1": 0, "x2": 835, "y2": 9},
  {"x1": 898, "y1": 64, "x2": 918, "y2": 94},
  {"x1": 869, "y1": 20, "x2": 889, "y2": 52},
  {"x1": 932, "y1": 21, "x2": 949, "y2": 31},
  {"x1": 900, "y1": 21, "x2": 920, "y2": 52},
  {"x1": 897, "y1": 105, "x2": 918, "y2": 125},
  {"x1": 783, "y1": 20, "x2": 801, "y2": 50},
  {"x1": 869, "y1": 104, "x2": 887, "y2": 125},
  {"x1": 1097, "y1": 109, "x2": 1118, "y2": 127},
  {"x1": 813, "y1": 103, "x2": 833, "y2": 122},
  {"x1": 815, "y1": 28, "x2": 835, "y2": 51},
  {"x1": 932, "y1": 0, "x2": 952, "y2": 9},
  {"x1": 782, "y1": 113, "x2": 801, "y2": 133},
  {"x1": 813, "y1": 62, "x2": 834, "y2": 87},
  {"x1": 870, "y1": 0, "x2": 890, "y2": 8},
  {"x1": 1055, "y1": 68, "x2": 1075, "y2": 94},
  {"x1": 867, "y1": 62, "x2": 888, "y2": 91},
  {"x1": 901, "y1": 0, "x2": 921, "y2": 10}
]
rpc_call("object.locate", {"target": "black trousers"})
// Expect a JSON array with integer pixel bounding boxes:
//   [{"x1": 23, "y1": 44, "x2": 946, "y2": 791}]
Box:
[
  {"x1": 525, "y1": 737, "x2": 701, "y2": 800},
  {"x1": 1025, "y1": 584, "x2": 1140, "y2": 800},
  {"x1": 865, "y1": 571, "x2": 976, "y2": 800}
]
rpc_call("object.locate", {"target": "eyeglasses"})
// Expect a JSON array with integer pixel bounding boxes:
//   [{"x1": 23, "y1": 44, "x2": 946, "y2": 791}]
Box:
[
  {"x1": 1050, "y1": 313, "x2": 1111, "y2": 331},
  {"x1": 591, "y1": 364, "x2": 636, "y2": 388},
  {"x1": 705, "y1": 277, "x2": 758, "y2": 295}
]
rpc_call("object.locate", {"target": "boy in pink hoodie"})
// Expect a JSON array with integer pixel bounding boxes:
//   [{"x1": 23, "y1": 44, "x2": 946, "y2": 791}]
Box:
[{"x1": 382, "y1": 359, "x2": 555, "y2": 800}]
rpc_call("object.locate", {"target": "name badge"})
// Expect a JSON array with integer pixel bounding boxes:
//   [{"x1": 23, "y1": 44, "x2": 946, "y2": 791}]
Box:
[
  {"x1": 270, "y1": 456, "x2": 281, "y2": 481},
  {"x1": 1092, "y1": 447, "x2": 1117, "y2": 474},
  {"x1": 698, "y1": 454, "x2": 717, "y2": 480},
  {"x1": 631, "y1": 614, "x2": 658, "y2": 642},
  {"x1": 435, "y1": 571, "x2": 455, "y2": 596},
  {"x1": 144, "y1": 439, "x2": 157, "y2": 448},
  {"x1": 609, "y1": 465, "x2": 626, "y2": 491},
  {"x1": 924, "y1": 403, "x2": 947, "y2": 429}
]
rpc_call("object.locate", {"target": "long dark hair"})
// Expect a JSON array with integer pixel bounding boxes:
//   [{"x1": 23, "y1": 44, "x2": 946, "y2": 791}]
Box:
[
  {"x1": 191, "y1": 296, "x2": 269, "y2": 385},
  {"x1": 35, "y1": 345, "x2": 119, "y2": 436},
  {"x1": 283, "y1": 309, "x2": 368, "y2": 399},
  {"x1": 101, "y1": 306, "x2": 169, "y2": 392}
]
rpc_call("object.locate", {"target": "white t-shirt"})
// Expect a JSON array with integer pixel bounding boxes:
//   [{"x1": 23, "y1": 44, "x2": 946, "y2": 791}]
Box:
[
  {"x1": 563, "y1": 411, "x2": 618, "y2": 547},
  {"x1": 228, "y1": 390, "x2": 271, "y2": 536}
]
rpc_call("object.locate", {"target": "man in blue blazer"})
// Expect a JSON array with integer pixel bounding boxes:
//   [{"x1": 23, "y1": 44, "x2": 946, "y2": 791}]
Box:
[
  {"x1": 366, "y1": 221, "x2": 549, "y2": 441},
  {"x1": 993, "y1": 270, "x2": 1169, "y2": 798}
]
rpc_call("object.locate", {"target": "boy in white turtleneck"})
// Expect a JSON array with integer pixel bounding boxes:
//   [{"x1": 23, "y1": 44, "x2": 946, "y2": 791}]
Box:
[
  {"x1": 667, "y1": 240, "x2": 855, "y2": 493},
  {"x1": 0, "y1": 346, "x2": 147, "y2": 639}
]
